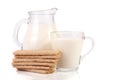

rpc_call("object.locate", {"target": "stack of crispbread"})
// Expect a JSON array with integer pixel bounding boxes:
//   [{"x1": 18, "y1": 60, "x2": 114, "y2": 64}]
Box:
[{"x1": 12, "y1": 50, "x2": 62, "y2": 74}]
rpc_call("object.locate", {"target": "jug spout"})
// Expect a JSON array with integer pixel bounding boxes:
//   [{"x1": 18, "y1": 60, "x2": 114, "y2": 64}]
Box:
[{"x1": 51, "y1": 8, "x2": 58, "y2": 14}]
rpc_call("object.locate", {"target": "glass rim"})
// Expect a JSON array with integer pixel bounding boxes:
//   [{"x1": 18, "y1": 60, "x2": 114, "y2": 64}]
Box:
[
  {"x1": 51, "y1": 31, "x2": 84, "y2": 34},
  {"x1": 28, "y1": 8, "x2": 58, "y2": 15},
  {"x1": 50, "y1": 31, "x2": 85, "y2": 39}
]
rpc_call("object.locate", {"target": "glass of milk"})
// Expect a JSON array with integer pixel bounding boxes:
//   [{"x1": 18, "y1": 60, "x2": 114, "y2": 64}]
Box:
[{"x1": 50, "y1": 31, "x2": 94, "y2": 71}]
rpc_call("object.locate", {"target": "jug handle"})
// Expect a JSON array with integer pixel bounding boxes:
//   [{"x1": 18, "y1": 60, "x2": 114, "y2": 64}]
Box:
[
  {"x1": 80, "y1": 36, "x2": 95, "y2": 61},
  {"x1": 13, "y1": 19, "x2": 28, "y2": 49}
]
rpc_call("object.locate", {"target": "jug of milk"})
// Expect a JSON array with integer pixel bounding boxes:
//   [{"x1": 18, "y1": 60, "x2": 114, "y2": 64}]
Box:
[{"x1": 14, "y1": 8, "x2": 57, "y2": 50}]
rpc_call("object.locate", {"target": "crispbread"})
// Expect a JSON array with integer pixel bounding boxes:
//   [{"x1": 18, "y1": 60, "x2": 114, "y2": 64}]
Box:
[
  {"x1": 14, "y1": 50, "x2": 61, "y2": 56},
  {"x1": 13, "y1": 59, "x2": 57, "y2": 63},
  {"x1": 13, "y1": 65, "x2": 53, "y2": 70},
  {"x1": 15, "y1": 55, "x2": 60, "y2": 59},
  {"x1": 12, "y1": 50, "x2": 62, "y2": 74},
  {"x1": 18, "y1": 69, "x2": 54, "y2": 74},
  {"x1": 12, "y1": 62, "x2": 55, "y2": 67}
]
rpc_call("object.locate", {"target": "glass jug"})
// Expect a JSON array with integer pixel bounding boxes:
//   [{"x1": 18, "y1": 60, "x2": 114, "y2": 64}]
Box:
[{"x1": 14, "y1": 8, "x2": 57, "y2": 50}]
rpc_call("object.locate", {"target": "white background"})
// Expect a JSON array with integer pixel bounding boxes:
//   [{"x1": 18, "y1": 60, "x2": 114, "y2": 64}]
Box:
[{"x1": 0, "y1": 0, "x2": 120, "y2": 80}]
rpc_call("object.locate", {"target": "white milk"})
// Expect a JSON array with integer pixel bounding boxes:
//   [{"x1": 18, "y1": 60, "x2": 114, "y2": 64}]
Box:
[
  {"x1": 51, "y1": 38, "x2": 84, "y2": 68},
  {"x1": 23, "y1": 24, "x2": 56, "y2": 50}
]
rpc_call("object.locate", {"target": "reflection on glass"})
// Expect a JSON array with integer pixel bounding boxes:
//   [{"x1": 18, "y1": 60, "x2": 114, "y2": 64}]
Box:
[
  {"x1": 16, "y1": 71, "x2": 80, "y2": 80},
  {"x1": 16, "y1": 71, "x2": 57, "y2": 80},
  {"x1": 56, "y1": 71, "x2": 80, "y2": 80}
]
